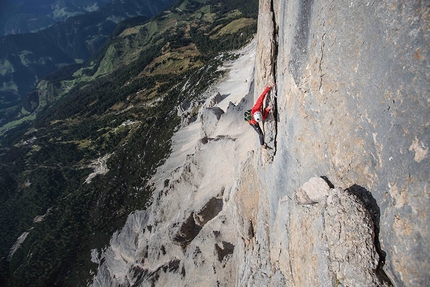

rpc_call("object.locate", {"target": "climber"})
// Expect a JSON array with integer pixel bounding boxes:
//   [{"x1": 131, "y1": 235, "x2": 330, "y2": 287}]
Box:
[{"x1": 245, "y1": 83, "x2": 275, "y2": 149}]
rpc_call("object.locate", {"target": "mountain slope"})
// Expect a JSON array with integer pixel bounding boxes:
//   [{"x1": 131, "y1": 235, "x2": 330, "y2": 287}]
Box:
[
  {"x1": 92, "y1": 39, "x2": 258, "y2": 287},
  {"x1": 0, "y1": 0, "x2": 176, "y2": 126},
  {"x1": 0, "y1": 0, "x2": 258, "y2": 286},
  {"x1": 0, "y1": 0, "x2": 114, "y2": 36}
]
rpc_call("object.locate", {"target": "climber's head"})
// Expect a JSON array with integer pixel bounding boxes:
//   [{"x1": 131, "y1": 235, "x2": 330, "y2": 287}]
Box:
[{"x1": 254, "y1": 111, "x2": 262, "y2": 122}]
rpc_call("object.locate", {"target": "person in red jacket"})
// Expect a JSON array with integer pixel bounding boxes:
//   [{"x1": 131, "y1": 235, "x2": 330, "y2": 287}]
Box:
[{"x1": 247, "y1": 83, "x2": 274, "y2": 148}]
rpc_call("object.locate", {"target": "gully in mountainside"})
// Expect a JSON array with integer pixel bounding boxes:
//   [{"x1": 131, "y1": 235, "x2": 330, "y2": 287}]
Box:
[{"x1": 244, "y1": 83, "x2": 275, "y2": 149}]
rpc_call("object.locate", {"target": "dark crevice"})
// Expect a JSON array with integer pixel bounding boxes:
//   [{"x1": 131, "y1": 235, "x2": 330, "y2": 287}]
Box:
[
  {"x1": 320, "y1": 175, "x2": 334, "y2": 188},
  {"x1": 270, "y1": 0, "x2": 279, "y2": 156},
  {"x1": 346, "y1": 184, "x2": 393, "y2": 286},
  {"x1": 194, "y1": 196, "x2": 223, "y2": 227},
  {"x1": 215, "y1": 241, "x2": 235, "y2": 262},
  {"x1": 318, "y1": 31, "x2": 326, "y2": 92},
  {"x1": 131, "y1": 259, "x2": 181, "y2": 287},
  {"x1": 170, "y1": 212, "x2": 202, "y2": 248},
  {"x1": 131, "y1": 265, "x2": 147, "y2": 287}
]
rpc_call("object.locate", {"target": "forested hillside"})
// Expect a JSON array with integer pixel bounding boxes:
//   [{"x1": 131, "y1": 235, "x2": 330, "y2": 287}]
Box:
[
  {"x1": 0, "y1": 0, "x2": 113, "y2": 36},
  {"x1": 0, "y1": 0, "x2": 258, "y2": 286},
  {"x1": 0, "y1": 0, "x2": 176, "y2": 127}
]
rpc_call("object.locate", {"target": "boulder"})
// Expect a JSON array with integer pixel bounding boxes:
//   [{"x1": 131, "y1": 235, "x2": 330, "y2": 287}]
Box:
[{"x1": 296, "y1": 176, "x2": 330, "y2": 204}]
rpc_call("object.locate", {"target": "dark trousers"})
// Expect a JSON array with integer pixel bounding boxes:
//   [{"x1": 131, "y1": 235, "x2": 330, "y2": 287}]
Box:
[{"x1": 250, "y1": 123, "x2": 264, "y2": 146}]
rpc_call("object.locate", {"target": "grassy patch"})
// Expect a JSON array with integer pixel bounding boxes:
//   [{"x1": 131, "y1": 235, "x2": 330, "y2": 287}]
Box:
[
  {"x1": 177, "y1": 0, "x2": 190, "y2": 11},
  {"x1": 94, "y1": 46, "x2": 117, "y2": 77},
  {"x1": 119, "y1": 26, "x2": 141, "y2": 37},
  {"x1": 31, "y1": 145, "x2": 41, "y2": 153},
  {"x1": 142, "y1": 43, "x2": 202, "y2": 75},
  {"x1": 0, "y1": 114, "x2": 36, "y2": 136},
  {"x1": 146, "y1": 21, "x2": 161, "y2": 38},
  {"x1": 17, "y1": 50, "x2": 32, "y2": 67},
  {"x1": 20, "y1": 107, "x2": 30, "y2": 116},
  {"x1": 77, "y1": 139, "x2": 91, "y2": 149},
  {"x1": 0, "y1": 59, "x2": 14, "y2": 76},
  {"x1": 211, "y1": 18, "x2": 256, "y2": 39},
  {"x1": 1, "y1": 80, "x2": 18, "y2": 92}
]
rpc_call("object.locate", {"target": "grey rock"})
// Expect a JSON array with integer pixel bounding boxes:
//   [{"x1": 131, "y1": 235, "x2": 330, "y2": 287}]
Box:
[
  {"x1": 207, "y1": 92, "x2": 224, "y2": 107},
  {"x1": 296, "y1": 176, "x2": 330, "y2": 204},
  {"x1": 200, "y1": 107, "x2": 225, "y2": 137}
]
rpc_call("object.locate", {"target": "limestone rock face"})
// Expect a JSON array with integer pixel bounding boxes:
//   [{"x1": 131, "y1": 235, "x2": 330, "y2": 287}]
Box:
[
  {"x1": 91, "y1": 0, "x2": 429, "y2": 286},
  {"x1": 200, "y1": 107, "x2": 225, "y2": 138},
  {"x1": 262, "y1": 0, "x2": 429, "y2": 285}
]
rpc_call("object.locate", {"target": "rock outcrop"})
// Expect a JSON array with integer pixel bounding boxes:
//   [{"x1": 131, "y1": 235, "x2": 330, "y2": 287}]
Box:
[{"x1": 91, "y1": 0, "x2": 429, "y2": 286}]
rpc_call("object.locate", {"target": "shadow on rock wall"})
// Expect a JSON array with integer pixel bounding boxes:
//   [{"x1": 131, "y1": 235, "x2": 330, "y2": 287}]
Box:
[{"x1": 347, "y1": 184, "x2": 393, "y2": 286}]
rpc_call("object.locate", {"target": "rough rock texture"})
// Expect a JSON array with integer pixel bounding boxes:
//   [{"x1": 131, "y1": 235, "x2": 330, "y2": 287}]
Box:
[
  {"x1": 283, "y1": 180, "x2": 388, "y2": 287},
  {"x1": 91, "y1": 1, "x2": 429, "y2": 286},
  {"x1": 296, "y1": 176, "x2": 330, "y2": 204},
  {"x1": 200, "y1": 107, "x2": 225, "y2": 138},
  {"x1": 261, "y1": 0, "x2": 429, "y2": 285}
]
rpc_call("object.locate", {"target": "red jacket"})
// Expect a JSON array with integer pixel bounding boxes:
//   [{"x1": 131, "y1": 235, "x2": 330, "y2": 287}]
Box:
[{"x1": 249, "y1": 86, "x2": 272, "y2": 125}]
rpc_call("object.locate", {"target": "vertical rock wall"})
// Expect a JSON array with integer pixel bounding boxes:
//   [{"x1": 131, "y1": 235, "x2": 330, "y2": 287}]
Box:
[
  {"x1": 254, "y1": 0, "x2": 429, "y2": 286},
  {"x1": 255, "y1": 0, "x2": 278, "y2": 157}
]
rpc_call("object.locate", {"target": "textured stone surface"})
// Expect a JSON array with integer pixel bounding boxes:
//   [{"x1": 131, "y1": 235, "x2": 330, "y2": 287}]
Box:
[
  {"x1": 265, "y1": 0, "x2": 429, "y2": 285},
  {"x1": 296, "y1": 176, "x2": 330, "y2": 204},
  {"x1": 91, "y1": 1, "x2": 429, "y2": 286},
  {"x1": 200, "y1": 107, "x2": 225, "y2": 137}
]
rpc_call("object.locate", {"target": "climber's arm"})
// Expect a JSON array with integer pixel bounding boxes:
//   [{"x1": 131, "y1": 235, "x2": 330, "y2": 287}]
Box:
[{"x1": 252, "y1": 86, "x2": 272, "y2": 112}]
